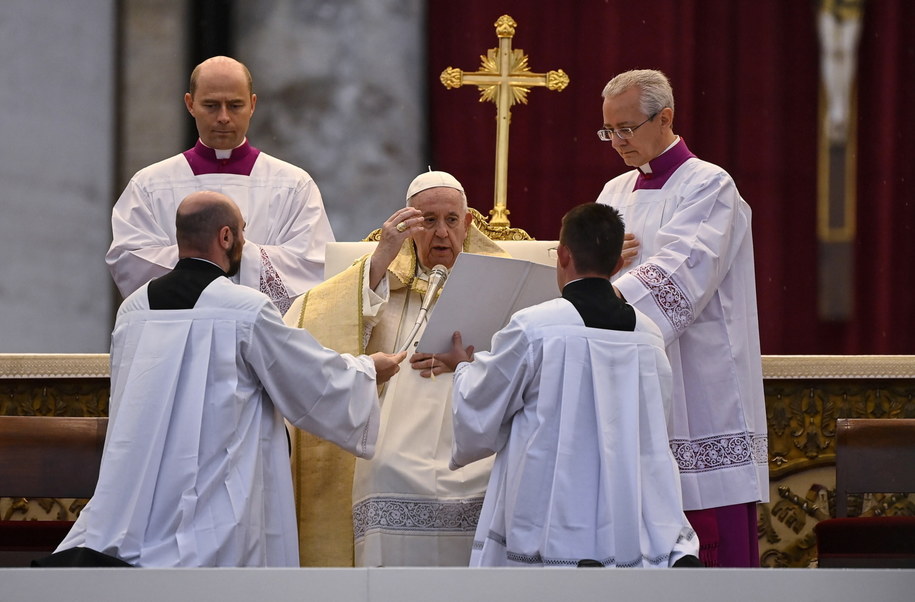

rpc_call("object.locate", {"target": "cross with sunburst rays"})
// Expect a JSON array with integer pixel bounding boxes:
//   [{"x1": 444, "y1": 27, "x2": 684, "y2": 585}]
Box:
[{"x1": 441, "y1": 15, "x2": 569, "y2": 228}]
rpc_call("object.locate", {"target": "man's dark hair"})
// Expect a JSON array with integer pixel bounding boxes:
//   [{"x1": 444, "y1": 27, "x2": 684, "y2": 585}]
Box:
[
  {"x1": 176, "y1": 200, "x2": 238, "y2": 253},
  {"x1": 559, "y1": 203, "x2": 626, "y2": 276}
]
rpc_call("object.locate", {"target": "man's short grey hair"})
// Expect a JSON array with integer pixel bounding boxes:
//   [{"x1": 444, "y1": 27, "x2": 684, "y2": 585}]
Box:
[{"x1": 601, "y1": 69, "x2": 675, "y2": 117}]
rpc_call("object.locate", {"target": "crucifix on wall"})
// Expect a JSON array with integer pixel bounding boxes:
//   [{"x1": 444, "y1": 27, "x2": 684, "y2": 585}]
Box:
[
  {"x1": 816, "y1": 0, "x2": 864, "y2": 321},
  {"x1": 440, "y1": 14, "x2": 569, "y2": 229}
]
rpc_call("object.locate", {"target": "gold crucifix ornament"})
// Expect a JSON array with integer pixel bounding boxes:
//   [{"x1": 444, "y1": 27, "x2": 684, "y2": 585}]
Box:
[{"x1": 441, "y1": 14, "x2": 569, "y2": 228}]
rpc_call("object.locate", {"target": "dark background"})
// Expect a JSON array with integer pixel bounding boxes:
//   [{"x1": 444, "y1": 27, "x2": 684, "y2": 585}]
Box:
[{"x1": 425, "y1": 0, "x2": 914, "y2": 355}]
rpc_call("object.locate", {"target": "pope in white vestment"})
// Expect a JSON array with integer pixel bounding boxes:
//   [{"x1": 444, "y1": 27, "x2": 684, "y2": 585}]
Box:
[{"x1": 284, "y1": 171, "x2": 507, "y2": 566}]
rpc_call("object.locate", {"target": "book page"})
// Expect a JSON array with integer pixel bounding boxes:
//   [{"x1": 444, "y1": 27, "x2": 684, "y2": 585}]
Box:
[{"x1": 415, "y1": 253, "x2": 558, "y2": 354}]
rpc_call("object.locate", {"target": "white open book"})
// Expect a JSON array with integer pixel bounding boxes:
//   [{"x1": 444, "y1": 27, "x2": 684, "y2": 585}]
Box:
[{"x1": 415, "y1": 253, "x2": 558, "y2": 354}]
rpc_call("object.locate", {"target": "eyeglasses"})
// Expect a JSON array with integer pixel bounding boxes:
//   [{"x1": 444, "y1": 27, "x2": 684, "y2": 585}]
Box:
[
  {"x1": 597, "y1": 113, "x2": 658, "y2": 142},
  {"x1": 547, "y1": 246, "x2": 558, "y2": 259}
]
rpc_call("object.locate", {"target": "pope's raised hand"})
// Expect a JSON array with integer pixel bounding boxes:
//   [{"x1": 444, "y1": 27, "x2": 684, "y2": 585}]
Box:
[{"x1": 369, "y1": 207, "x2": 424, "y2": 289}]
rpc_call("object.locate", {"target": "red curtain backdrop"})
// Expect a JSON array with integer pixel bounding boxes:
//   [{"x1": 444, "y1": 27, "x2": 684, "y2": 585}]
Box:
[{"x1": 426, "y1": 0, "x2": 915, "y2": 355}]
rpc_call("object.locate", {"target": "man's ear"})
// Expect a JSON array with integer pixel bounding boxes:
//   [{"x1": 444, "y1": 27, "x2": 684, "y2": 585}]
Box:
[
  {"x1": 557, "y1": 244, "x2": 573, "y2": 270},
  {"x1": 219, "y1": 225, "x2": 233, "y2": 251},
  {"x1": 611, "y1": 255, "x2": 625, "y2": 277},
  {"x1": 184, "y1": 92, "x2": 195, "y2": 116},
  {"x1": 463, "y1": 210, "x2": 473, "y2": 228},
  {"x1": 659, "y1": 106, "x2": 674, "y2": 129}
]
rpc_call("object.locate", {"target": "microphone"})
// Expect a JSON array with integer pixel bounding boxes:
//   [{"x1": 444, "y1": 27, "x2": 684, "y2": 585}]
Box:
[
  {"x1": 418, "y1": 264, "x2": 449, "y2": 314},
  {"x1": 397, "y1": 264, "x2": 449, "y2": 353}
]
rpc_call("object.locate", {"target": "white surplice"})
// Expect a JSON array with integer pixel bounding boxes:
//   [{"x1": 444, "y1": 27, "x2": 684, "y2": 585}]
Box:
[
  {"x1": 106, "y1": 147, "x2": 334, "y2": 313},
  {"x1": 56, "y1": 277, "x2": 380, "y2": 567},
  {"x1": 451, "y1": 299, "x2": 698, "y2": 567},
  {"x1": 597, "y1": 151, "x2": 768, "y2": 511}
]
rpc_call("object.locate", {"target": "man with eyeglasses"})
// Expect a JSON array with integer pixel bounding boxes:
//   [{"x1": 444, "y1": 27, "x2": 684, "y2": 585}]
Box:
[
  {"x1": 284, "y1": 171, "x2": 509, "y2": 567},
  {"x1": 596, "y1": 69, "x2": 767, "y2": 567}
]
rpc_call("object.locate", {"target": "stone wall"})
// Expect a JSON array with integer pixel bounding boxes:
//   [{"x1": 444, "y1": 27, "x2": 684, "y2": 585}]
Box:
[
  {"x1": 235, "y1": 0, "x2": 426, "y2": 242},
  {"x1": 0, "y1": 0, "x2": 116, "y2": 352}
]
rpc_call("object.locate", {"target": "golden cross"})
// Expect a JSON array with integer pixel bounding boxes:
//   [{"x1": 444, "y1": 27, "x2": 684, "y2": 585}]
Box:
[{"x1": 440, "y1": 15, "x2": 569, "y2": 228}]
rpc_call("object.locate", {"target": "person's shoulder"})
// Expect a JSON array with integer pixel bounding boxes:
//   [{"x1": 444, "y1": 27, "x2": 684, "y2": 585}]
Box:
[
  {"x1": 513, "y1": 297, "x2": 576, "y2": 326},
  {"x1": 116, "y1": 284, "x2": 152, "y2": 318},
  {"x1": 671, "y1": 157, "x2": 747, "y2": 206},
  {"x1": 131, "y1": 152, "x2": 188, "y2": 178},
  {"x1": 678, "y1": 156, "x2": 736, "y2": 187},
  {"x1": 632, "y1": 308, "x2": 665, "y2": 341},
  {"x1": 198, "y1": 278, "x2": 272, "y2": 313},
  {"x1": 124, "y1": 153, "x2": 194, "y2": 192},
  {"x1": 596, "y1": 169, "x2": 638, "y2": 200},
  {"x1": 252, "y1": 150, "x2": 315, "y2": 181}
]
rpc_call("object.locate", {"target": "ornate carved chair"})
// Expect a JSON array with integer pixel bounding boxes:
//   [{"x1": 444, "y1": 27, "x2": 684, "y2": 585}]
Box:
[
  {"x1": 0, "y1": 416, "x2": 107, "y2": 566},
  {"x1": 814, "y1": 418, "x2": 915, "y2": 567}
]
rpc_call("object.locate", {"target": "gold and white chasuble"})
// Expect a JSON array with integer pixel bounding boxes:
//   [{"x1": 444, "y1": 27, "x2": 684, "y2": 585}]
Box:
[{"x1": 285, "y1": 226, "x2": 507, "y2": 566}]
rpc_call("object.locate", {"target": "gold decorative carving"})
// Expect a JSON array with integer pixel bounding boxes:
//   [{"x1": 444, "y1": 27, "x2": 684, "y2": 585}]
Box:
[
  {"x1": 494, "y1": 14, "x2": 516, "y2": 38},
  {"x1": 0, "y1": 353, "x2": 109, "y2": 379},
  {"x1": 440, "y1": 67, "x2": 463, "y2": 89},
  {"x1": 766, "y1": 378, "x2": 915, "y2": 478},
  {"x1": 0, "y1": 379, "x2": 110, "y2": 417},
  {"x1": 759, "y1": 358, "x2": 915, "y2": 567},
  {"x1": 1, "y1": 496, "x2": 87, "y2": 522},
  {"x1": 762, "y1": 354, "x2": 915, "y2": 379},
  {"x1": 3, "y1": 353, "x2": 915, "y2": 567},
  {"x1": 1, "y1": 358, "x2": 109, "y2": 524},
  {"x1": 440, "y1": 14, "x2": 568, "y2": 228}
]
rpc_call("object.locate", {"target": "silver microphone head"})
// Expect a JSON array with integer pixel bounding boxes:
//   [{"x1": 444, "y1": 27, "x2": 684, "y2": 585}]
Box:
[
  {"x1": 429, "y1": 264, "x2": 449, "y2": 284},
  {"x1": 420, "y1": 264, "x2": 450, "y2": 312}
]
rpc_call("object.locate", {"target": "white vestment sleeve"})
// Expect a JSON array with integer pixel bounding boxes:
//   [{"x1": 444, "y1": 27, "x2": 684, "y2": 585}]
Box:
[
  {"x1": 246, "y1": 301, "x2": 381, "y2": 458},
  {"x1": 614, "y1": 170, "x2": 749, "y2": 346},
  {"x1": 106, "y1": 179, "x2": 178, "y2": 297},
  {"x1": 451, "y1": 316, "x2": 531, "y2": 470},
  {"x1": 235, "y1": 177, "x2": 335, "y2": 300},
  {"x1": 360, "y1": 256, "x2": 390, "y2": 349},
  {"x1": 361, "y1": 256, "x2": 390, "y2": 317}
]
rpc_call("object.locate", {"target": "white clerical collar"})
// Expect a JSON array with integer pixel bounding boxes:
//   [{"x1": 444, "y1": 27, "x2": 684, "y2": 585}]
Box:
[
  {"x1": 564, "y1": 277, "x2": 611, "y2": 286},
  {"x1": 415, "y1": 262, "x2": 433, "y2": 280},
  {"x1": 187, "y1": 257, "x2": 224, "y2": 270},
  {"x1": 638, "y1": 136, "x2": 680, "y2": 174},
  {"x1": 200, "y1": 138, "x2": 248, "y2": 160}
]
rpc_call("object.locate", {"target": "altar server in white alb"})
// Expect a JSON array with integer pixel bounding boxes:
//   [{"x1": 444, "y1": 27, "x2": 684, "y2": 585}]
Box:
[
  {"x1": 106, "y1": 55, "x2": 333, "y2": 315},
  {"x1": 596, "y1": 69, "x2": 768, "y2": 567},
  {"x1": 442, "y1": 202, "x2": 700, "y2": 568},
  {"x1": 54, "y1": 191, "x2": 404, "y2": 567}
]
